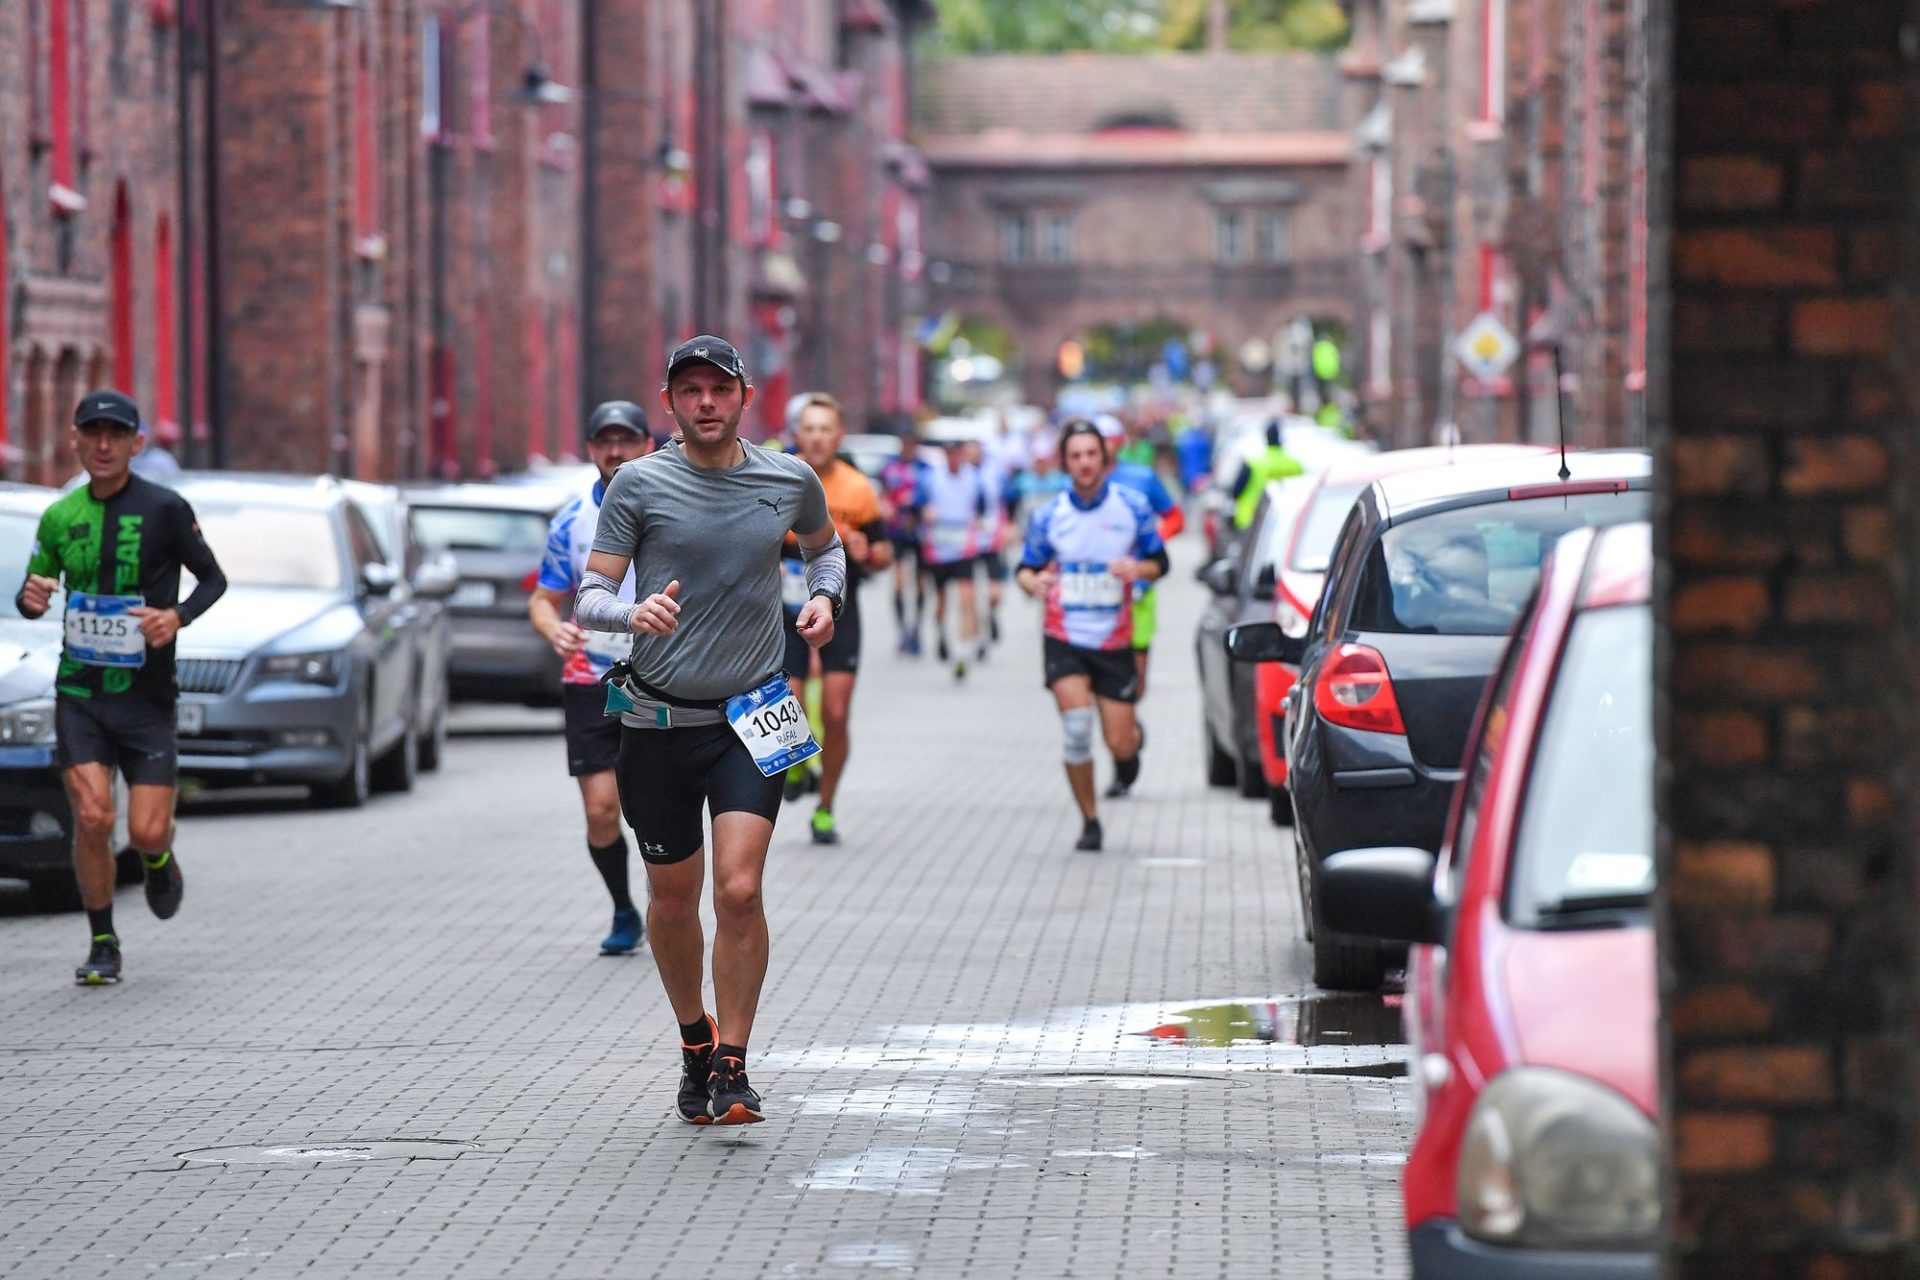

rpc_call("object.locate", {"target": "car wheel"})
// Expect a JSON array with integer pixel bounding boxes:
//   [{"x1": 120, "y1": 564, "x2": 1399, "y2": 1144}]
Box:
[
  {"x1": 371, "y1": 721, "x2": 418, "y2": 794},
  {"x1": 418, "y1": 701, "x2": 448, "y2": 772},
  {"x1": 1234, "y1": 747, "x2": 1268, "y2": 800},
  {"x1": 313, "y1": 736, "x2": 371, "y2": 809},
  {"x1": 27, "y1": 873, "x2": 83, "y2": 913},
  {"x1": 1268, "y1": 788, "x2": 1294, "y2": 827},
  {"x1": 1204, "y1": 719, "x2": 1237, "y2": 788},
  {"x1": 115, "y1": 845, "x2": 145, "y2": 885},
  {"x1": 1312, "y1": 928, "x2": 1390, "y2": 992}
]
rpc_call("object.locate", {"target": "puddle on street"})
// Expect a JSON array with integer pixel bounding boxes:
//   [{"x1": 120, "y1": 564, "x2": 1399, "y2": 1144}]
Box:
[{"x1": 1134, "y1": 994, "x2": 1403, "y2": 1049}]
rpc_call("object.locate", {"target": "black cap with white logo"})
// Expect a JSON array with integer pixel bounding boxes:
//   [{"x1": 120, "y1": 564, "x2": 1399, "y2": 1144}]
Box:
[
  {"x1": 73, "y1": 389, "x2": 141, "y2": 431},
  {"x1": 586, "y1": 400, "x2": 648, "y2": 441},
  {"x1": 665, "y1": 335, "x2": 748, "y2": 384}
]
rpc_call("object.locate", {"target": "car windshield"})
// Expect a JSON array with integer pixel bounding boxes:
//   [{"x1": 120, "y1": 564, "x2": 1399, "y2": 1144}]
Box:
[
  {"x1": 1508, "y1": 603, "x2": 1654, "y2": 925},
  {"x1": 193, "y1": 506, "x2": 344, "y2": 590},
  {"x1": 1290, "y1": 483, "x2": 1365, "y2": 572},
  {"x1": 1353, "y1": 489, "x2": 1649, "y2": 636},
  {"x1": 0, "y1": 510, "x2": 60, "y2": 619},
  {"x1": 412, "y1": 506, "x2": 549, "y2": 554}
]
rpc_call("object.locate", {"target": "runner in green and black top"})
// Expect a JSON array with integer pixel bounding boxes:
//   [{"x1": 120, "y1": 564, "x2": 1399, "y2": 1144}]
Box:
[{"x1": 14, "y1": 390, "x2": 227, "y2": 986}]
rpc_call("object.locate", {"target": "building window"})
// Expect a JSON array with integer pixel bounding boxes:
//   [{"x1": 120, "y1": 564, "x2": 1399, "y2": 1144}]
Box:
[
  {"x1": 154, "y1": 214, "x2": 177, "y2": 435},
  {"x1": 1215, "y1": 210, "x2": 1246, "y2": 264},
  {"x1": 1257, "y1": 212, "x2": 1291, "y2": 263},
  {"x1": 353, "y1": 30, "x2": 379, "y2": 246},
  {"x1": 49, "y1": 0, "x2": 74, "y2": 192},
  {"x1": 1040, "y1": 214, "x2": 1074, "y2": 264},
  {"x1": 999, "y1": 212, "x2": 1032, "y2": 265},
  {"x1": 111, "y1": 185, "x2": 133, "y2": 391}
]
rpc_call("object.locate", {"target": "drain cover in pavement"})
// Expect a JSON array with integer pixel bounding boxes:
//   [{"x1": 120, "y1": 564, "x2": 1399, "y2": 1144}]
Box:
[{"x1": 178, "y1": 1140, "x2": 477, "y2": 1165}]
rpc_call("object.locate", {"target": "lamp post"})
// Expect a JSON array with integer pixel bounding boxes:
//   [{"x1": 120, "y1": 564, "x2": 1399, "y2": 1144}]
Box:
[{"x1": 425, "y1": 0, "x2": 572, "y2": 478}]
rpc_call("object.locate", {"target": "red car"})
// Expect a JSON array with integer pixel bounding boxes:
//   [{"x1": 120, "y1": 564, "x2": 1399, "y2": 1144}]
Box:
[
  {"x1": 1318, "y1": 521, "x2": 1658, "y2": 1278},
  {"x1": 1251, "y1": 444, "x2": 1552, "y2": 826}
]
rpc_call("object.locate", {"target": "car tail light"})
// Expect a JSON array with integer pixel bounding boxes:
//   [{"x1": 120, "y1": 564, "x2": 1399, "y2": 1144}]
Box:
[
  {"x1": 520, "y1": 569, "x2": 541, "y2": 592},
  {"x1": 1314, "y1": 643, "x2": 1407, "y2": 735}
]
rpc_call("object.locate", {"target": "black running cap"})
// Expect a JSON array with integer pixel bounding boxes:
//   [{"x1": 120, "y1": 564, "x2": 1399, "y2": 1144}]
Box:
[
  {"x1": 586, "y1": 400, "x2": 648, "y2": 440},
  {"x1": 74, "y1": 389, "x2": 140, "y2": 431},
  {"x1": 666, "y1": 335, "x2": 748, "y2": 383}
]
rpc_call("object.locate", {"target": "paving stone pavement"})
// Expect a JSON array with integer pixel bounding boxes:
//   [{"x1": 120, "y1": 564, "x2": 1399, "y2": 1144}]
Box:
[{"x1": 0, "y1": 543, "x2": 1413, "y2": 1279}]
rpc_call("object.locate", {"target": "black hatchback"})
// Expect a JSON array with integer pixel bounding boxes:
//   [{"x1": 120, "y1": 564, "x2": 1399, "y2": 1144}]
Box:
[{"x1": 1230, "y1": 450, "x2": 1651, "y2": 991}]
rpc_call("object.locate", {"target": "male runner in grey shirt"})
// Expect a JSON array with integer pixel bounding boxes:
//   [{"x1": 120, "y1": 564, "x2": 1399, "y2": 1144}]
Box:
[{"x1": 576, "y1": 335, "x2": 845, "y2": 1126}]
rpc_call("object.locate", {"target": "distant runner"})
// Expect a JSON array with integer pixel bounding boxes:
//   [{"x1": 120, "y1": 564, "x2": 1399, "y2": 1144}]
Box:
[
  {"x1": 529, "y1": 400, "x2": 653, "y2": 954},
  {"x1": 14, "y1": 390, "x2": 228, "y2": 984},
  {"x1": 576, "y1": 336, "x2": 845, "y2": 1126},
  {"x1": 917, "y1": 440, "x2": 992, "y2": 681},
  {"x1": 1016, "y1": 420, "x2": 1167, "y2": 852}
]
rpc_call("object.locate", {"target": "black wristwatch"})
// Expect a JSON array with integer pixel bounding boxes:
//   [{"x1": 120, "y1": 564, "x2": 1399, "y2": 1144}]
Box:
[{"x1": 810, "y1": 588, "x2": 844, "y2": 621}]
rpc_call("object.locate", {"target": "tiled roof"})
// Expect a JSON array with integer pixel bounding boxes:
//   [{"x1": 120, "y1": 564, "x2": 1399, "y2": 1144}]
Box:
[{"x1": 915, "y1": 52, "x2": 1347, "y2": 137}]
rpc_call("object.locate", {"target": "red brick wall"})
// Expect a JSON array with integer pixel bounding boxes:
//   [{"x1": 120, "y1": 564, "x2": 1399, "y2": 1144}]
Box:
[{"x1": 1656, "y1": 0, "x2": 1919, "y2": 1270}]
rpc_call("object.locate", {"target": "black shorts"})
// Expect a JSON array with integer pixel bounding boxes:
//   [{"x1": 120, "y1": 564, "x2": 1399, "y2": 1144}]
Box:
[
  {"x1": 782, "y1": 596, "x2": 863, "y2": 678},
  {"x1": 1043, "y1": 636, "x2": 1141, "y2": 705},
  {"x1": 926, "y1": 557, "x2": 976, "y2": 590},
  {"x1": 980, "y1": 548, "x2": 1010, "y2": 583},
  {"x1": 561, "y1": 682, "x2": 623, "y2": 777},
  {"x1": 54, "y1": 695, "x2": 178, "y2": 786},
  {"x1": 615, "y1": 722, "x2": 784, "y2": 864}
]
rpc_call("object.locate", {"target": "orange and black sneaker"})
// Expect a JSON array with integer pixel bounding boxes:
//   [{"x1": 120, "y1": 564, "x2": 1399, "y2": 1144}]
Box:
[
  {"x1": 677, "y1": 1015, "x2": 719, "y2": 1125},
  {"x1": 707, "y1": 1054, "x2": 765, "y2": 1125}
]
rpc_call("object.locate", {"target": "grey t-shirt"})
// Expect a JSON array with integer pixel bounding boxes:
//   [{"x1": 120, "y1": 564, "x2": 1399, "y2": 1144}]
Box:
[{"x1": 592, "y1": 440, "x2": 830, "y2": 701}]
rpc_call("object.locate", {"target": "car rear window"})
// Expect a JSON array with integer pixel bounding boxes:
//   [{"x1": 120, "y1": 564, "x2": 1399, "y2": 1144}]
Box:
[
  {"x1": 412, "y1": 507, "x2": 550, "y2": 554},
  {"x1": 1508, "y1": 603, "x2": 1654, "y2": 925},
  {"x1": 1352, "y1": 489, "x2": 1648, "y2": 636},
  {"x1": 195, "y1": 507, "x2": 344, "y2": 590},
  {"x1": 1289, "y1": 483, "x2": 1365, "y2": 573}
]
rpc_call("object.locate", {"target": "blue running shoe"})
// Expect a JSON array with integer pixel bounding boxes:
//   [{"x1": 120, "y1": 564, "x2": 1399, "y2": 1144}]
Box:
[{"x1": 601, "y1": 907, "x2": 643, "y2": 955}]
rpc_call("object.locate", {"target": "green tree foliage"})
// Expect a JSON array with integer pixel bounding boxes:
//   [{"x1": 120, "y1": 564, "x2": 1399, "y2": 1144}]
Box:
[{"x1": 923, "y1": 0, "x2": 1348, "y2": 54}]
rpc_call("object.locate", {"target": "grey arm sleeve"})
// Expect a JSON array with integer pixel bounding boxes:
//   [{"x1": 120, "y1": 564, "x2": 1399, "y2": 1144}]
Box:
[
  {"x1": 574, "y1": 569, "x2": 637, "y2": 633},
  {"x1": 800, "y1": 532, "x2": 847, "y2": 600}
]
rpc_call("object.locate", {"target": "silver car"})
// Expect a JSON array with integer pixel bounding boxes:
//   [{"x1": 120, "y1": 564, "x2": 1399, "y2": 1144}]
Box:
[{"x1": 170, "y1": 474, "x2": 431, "y2": 807}]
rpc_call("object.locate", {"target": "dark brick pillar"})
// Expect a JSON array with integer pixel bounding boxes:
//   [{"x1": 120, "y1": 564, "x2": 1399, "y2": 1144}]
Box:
[
  {"x1": 1656, "y1": 0, "x2": 1920, "y2": 1273},
  {"x1": 582, "y1": 0, "x2": 659, "y2": 408}
]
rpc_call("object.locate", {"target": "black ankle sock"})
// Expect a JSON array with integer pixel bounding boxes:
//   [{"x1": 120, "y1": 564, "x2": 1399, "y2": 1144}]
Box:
[
  {"x1": 715, "y1": 1042, "x2": 748, "y2": 1066},
  {"x1": 588, "y1": 837, "x2": 634, "y2": 912},
  {"x1": 680, "y1": 1017, "x2": 714, "y2": 1046},
  {"x1": 86, "y1": 906, "x2": 114, "y2": 939},
  {"x1": 1115, "y1": 755, "x2": 1141, "y2": 787}
]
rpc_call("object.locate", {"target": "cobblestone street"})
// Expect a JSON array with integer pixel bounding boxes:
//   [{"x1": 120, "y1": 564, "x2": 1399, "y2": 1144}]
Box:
[{"x1": 0, "y1": 556, "x2": 1412, "y2": 1279}]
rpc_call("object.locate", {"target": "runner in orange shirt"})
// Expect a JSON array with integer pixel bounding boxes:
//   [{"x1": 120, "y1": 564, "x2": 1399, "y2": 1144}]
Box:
[{"x1": 781, "y1": 394, "x2": 893, "y2": 845}]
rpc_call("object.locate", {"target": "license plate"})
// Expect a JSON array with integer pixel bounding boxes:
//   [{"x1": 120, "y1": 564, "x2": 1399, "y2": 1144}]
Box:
[
  {"x1": 449, "y1": 581, "x2": 497, "y2": 609},
  {"x1": 176, "y1": 703, "x2": 205, "y2": 736}
]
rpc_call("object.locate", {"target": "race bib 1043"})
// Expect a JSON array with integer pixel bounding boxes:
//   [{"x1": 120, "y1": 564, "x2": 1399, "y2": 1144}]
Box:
[
  {"x1": 726, "y1": 676, "x2": 821, "y2": 778},
  {"x1": 65, "y1": 593, "x2": 147, "y2": 668},
  {"x1": 1057, "y1": 562, "x2": 1124, "y2": 610}
]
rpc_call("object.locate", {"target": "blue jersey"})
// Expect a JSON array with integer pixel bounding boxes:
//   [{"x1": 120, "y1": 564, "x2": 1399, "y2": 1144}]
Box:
[
  {"x1": 538, "y1": 479, "x2": 636, "y2": 685},
  {"x1": 1110, "y1": 460, "x2": 1176, "y2": 516},
  {"x1": 1019, "y1": 483, "x2": 1165, "y2": 651}
]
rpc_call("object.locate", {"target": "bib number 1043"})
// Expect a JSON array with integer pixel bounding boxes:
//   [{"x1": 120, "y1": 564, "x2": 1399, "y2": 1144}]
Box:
[{"x1": 725, "y1": 676, "x2": 821, "y2": 778}]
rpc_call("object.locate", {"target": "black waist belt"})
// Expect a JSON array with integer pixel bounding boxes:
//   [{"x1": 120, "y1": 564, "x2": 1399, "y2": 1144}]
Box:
[{"x1": 606, "y1": 662, "x2": 781, "y2": 711}]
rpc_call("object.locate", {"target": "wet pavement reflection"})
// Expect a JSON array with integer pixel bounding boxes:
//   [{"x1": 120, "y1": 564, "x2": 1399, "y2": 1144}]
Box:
[{"x1": 1137, "y1": 994, "x2": 1404, "y2": 1049}]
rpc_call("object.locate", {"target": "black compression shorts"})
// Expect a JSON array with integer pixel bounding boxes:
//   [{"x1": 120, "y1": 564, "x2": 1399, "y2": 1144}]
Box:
[
  {"x1": 1043, "y1": 636, "x2": 1141, "y2": 705},
  {"x1": 783, "y1": 595, "x2": 863, "y2": 678},
  {"x1": 55, "y1": 695, "x2": 178, "y2": 786},
  {"x1": 926, "y1": 557, "x2": 977, "y2": 590},
  {"x1": 561, "y1": 683, "x2": 623, "y2": 777},
  {"x1": 616, "y1": 722, "x2": 784, "y2": 864}
]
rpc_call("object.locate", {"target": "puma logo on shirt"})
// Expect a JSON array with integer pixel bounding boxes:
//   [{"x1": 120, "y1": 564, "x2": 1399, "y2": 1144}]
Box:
[{"x1": 757, "y1": 498, "x2": 782, "y2": 512}]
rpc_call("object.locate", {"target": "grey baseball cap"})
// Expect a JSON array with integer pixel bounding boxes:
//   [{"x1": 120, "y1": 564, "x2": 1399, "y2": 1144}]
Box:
[{"x1": 585, "y1": 400, "x2": 648, "y2": 441}]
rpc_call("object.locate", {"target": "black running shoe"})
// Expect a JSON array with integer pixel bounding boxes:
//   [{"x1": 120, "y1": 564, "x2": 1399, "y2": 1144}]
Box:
[
  {"x1": 677, "y1": 1015, "x2": 719, "y2": 1125},
  {"x1": 1106, "y1": 753, "x2": 1142, "y2": 799},
  {"x1": 708, "y1": 1054, "x2": 765, "y2": 1125},
  {"x1": 143, "y1": 850, "x2": 183, "y2": 920},
  {"x1": 1075, "y1": 818, "x2": 1103, "y2": 852},
  {"x1": 75, "y1": 934, "x2": 122, "y2": 985}
]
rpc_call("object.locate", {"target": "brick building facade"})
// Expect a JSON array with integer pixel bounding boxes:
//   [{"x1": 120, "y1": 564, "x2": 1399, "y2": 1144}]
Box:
[
  {"x1": 0, "y1": 0, "x2": 926, "y2": 484},
  {"x1": 916, "y1": 51, "x2": 1355, "y2": 406}
]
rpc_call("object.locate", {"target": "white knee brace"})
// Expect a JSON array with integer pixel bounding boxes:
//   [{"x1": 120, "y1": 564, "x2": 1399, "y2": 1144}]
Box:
[{"x1": 1061, "y1": 707, "x2": 1095, "y2": 765}]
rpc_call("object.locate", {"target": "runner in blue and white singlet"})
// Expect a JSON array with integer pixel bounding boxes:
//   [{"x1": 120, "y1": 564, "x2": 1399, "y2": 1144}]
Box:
[
  {"x1": 1021, "y1": 479, "x2": 1165, "y2": 651},
  {"x1": 915, "y1": 447, "x2": 993, "y2": 679}
]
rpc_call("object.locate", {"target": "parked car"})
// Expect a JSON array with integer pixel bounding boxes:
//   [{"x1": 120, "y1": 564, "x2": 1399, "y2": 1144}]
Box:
[
  {"x1": 1317, "y1": 521, "x2": 1658, "y2": 1277},
  {"x1": 1195, "y1": 475, "x2": 1316, "y2": 799},
  {"x1": 339, "y1": 480, "x2": 458, "y2": 771},
  {"x1": 169, "y1": 474, "x2": 431, "y2": 806},
  {"x1": 0, "y1": 484, "x2": 140, "y2": 906},
  {"x1": 1250, "y1": 445, "x2": 1553, "y2": 824},
  {"x1": 1230, "y1": 449, "x2": 1651, "y2": 989}
]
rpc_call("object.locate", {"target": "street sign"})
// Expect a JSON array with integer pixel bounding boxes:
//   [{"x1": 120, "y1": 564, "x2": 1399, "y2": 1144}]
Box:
[{"x1": 1454, "y1": 313, "x2": 1520, "y2": 382}]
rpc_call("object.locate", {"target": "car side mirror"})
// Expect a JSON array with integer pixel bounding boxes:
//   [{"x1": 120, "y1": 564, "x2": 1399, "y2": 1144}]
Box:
[
  {"x1": 1253, "y1": 563, "x2": 1277, "y2": 601},
  {"x1": 1319, "y1": 847, "x2": 1444, "y2": 945},
  {"x1": 1225, "y1": 620, "x2": 1305, "y2": 666},
  {"x1": 1198, "y1": 558, "x2": 1238, "y2": 596},
  {"x1": 412, "y1": 551, "x2": 460, "y2": 600},
  {"x1": 361, "y1": 562, "x2": 401, "y2": 598}
]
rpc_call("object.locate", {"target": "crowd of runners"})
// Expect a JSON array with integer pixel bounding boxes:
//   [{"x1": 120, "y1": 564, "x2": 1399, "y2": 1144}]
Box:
[{"x1": 13, "y1": 332, "x2": 1221, "y2": 1128}]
